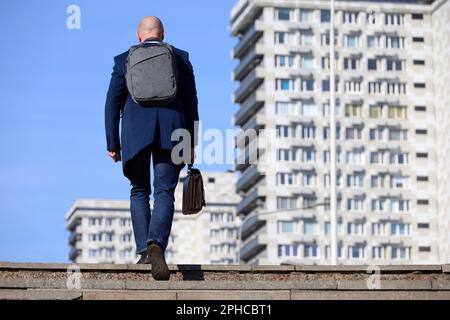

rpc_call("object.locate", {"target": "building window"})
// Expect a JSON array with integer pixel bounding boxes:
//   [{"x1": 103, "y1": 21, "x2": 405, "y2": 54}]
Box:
[
  {"x1": 345, "y1": 34, "x2": 359, "y2": 48},
  {"x1": 276, "y1": 8, "x2": 291, "y2": 21},
  {"x1": 391, "y1": 198, "x2": 410, "y2": 212},
  {"x1": 416, "y1": 152, "x2": 428, "y2": 159},
  {"x1": 276, "y1": 78, "x2": 294, "y2": 91},
  {"x1": 300, "y1": 31, "x2": 314, "y2": 45},
  {"x1": 345, "y1": 127, "x2": 362, "y2": 140},
  {"x1": 372, "y1": 223, "x2": 387, "y2": 236},
  {"x1": 304, "y1": 244, "x2": 319, "y2": 258},
  {"x1": 388, "y1": 105, "x2": 407, "y2": 119},
  {"x1": 300, "y1": 78, "x2": 314, "y2": 92},
  {"x1": 343, "y1": 11, "x2": 359, "y2": 24},
  {"x1": 411, "y1": 13, "x2": 423, "y2": 20},
  {"x1": 414, "y1": 82, "x2": 426, "y2": 88},
  {"x1": 321, "y1": 9, "x2": 331, "y2": 23},
  {"x1": 417, "y1": 199, "x2": 429, "y2": 205},
  {"x1": 369, "y1": 128, "x2": 383, "y2": 141},
  {"x1": 392, "y1": 175, "x2": 409, "y2": 188},
  {"x1": 368, "y1": 58, "x2": 378, "y2": 70},
  {"x1": 276, "y1": 125, "x2": 295, "y2": 138},
  {"x1": 413, "y1": 59, "x2": 425, "y2": 65},
  {"x1": 275, "y1": 101, "x2": 292, "y2": 115},
  {"x1": 419, "y1": 246, "x2": 431, "y2": 253},
  {"x1": 416, "y1": 129, "x2": 427, "y2": 135},
  {"x1": 386, "y1": 36, "x2": 405, "y2": 49},
  {"x1": 303, "y1": 220, "x2": 318, "y2": 235},
  {"x1": 300, "y1": 54, "x2": 314, "y2": 69},
  {"x1": 417, "y1": 223, "x2": 429, "y2": 229},
  {"x1": 385, "y1": 13, "x2": 404, "y2": 26},
  {"x1": 278, "y1": 221, "x2": 294, "y2": 233},
  {"x1": 277, "y1": 148, "x2": 296, "y2": 161},
  {"x1": 414, "y1": 105, "x2": 426, "y2": 111},
  {"x1": 299, "y1": 9, "x2": 313, "y2": 22},
  {"x1": 208, "y1": 177, "x2": 215, "y2": 183},
  {"x1": 391, "y1": 247, "x2": 410, "y2": 260},
  {"x1": 344, "y1": 80, "x2": 362, "y2": 94},
  {"x1": 412, "y1": 37, "x2": 424, "y2": 43},
  {"x1": 88, "y1": 249, "x2": 98, "y2": 258},
  {"x1": 372, "y1": 246, "x2": 386, "y2": 260},
  {"x1": 322, "y1": 79, "x2": 330, "y2": 92},
  {"x1": 301, "y1": 171, "x2": 316, "y2": 187},
  {"x1": 348, "y1": 222, "x2": 365, "y2": 235},
  {"x1": 275, "y1": 54, "x2": 295, "y2": 68},
  {"x1": 368, "y1": 82, "x2": 382, "y2": 94},
  {"x1": 346, "y1": 172, "x2": 364, "y2": 187},
  {"x1": 276, "y1": 172, "x2": 295, "y2": 186},
  {"x1": 417, "y1": 176, "x2": 428, "y2": 182},
  {"x1": 301, "y1": 147, "x2": 316, "y2": 163},
  {"x1": 278, "y1": 244, "x2": 296, "y2": 257},
  {"x1": 367, "y1": 35, "x2": 381, "y2": 48},
  {"x1": 346, "y1": 149, "x2": 364, "y2": 165},
  {"x1": 274, "y1": 31, "x2": 294, "y2": 45},
  {"x1": 387, "y1": 82, "x2": 407, "y2": 95},
  {"x1": 389, "y1": 128, "x2": 408, "y2": 141},
  {"x1": 387, "y1": 59, "x2": 403, "y2": 71},
  {"x1": 391, "y1": 223, "x2": 410, "y2": 236},
  {"x1": 347, "y1": 198, "x2": 365, "y2": 211},
  {"x1": 345, "y1": 104, "x2": 362, "y2": 117},
  {"x1": 300, "y1": 125, "x2": 315, "y2": 139},
  {"x1": 343, "y1": 57, "x2": 360, "y2": 70},
  {"x1": 300, "y1": 101, "x2": 317, "y2": 116},
  {"x1": 371, "y1": 198, "x2": 386, "y2": 211},
  {"x1": 348, "y1": 245, "x2": 365, "y2": 259},
  {"x1": 277, "y1": 197, "x2": 297, "y2": 209}
]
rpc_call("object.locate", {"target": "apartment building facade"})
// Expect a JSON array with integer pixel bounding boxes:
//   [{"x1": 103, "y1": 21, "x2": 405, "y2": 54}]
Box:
[
  {"x1": 230, "y1": 0, "x2": 450, "y2": 265},
  {"x1": 66, "y1": 171, "x2": 241, "y2": 264}
]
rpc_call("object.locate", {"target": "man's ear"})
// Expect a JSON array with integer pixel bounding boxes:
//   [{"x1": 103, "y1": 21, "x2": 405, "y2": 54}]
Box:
[
  {"x1": 137, "y1": 32, "x2": 142, "y2": 43},
  {"x1": 161, "y1": 30, "x2": 165, "y2": 41}
]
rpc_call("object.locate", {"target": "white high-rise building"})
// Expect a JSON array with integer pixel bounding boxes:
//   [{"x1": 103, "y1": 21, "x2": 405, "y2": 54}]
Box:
[
  {"x1": 66, "y1": 171, "x2": 241, "y2": 264},
  {"x1": 230, "y1": 0, "x2": 450, "y2": 265}
]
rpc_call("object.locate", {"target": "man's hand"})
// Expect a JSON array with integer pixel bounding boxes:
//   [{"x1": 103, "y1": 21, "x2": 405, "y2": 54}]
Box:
[{"x1": 108, "y1": 150, "x2": 121, "y2": 162}]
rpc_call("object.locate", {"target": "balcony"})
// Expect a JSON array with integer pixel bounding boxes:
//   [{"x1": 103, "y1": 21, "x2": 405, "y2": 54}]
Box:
[
  {"x1": 233, "y1": 90, "x2": 264, "y2": 127},
  {"x1": 233, "y1": 68, "x2": 264, "y2": 104},
  {"x1": 68, "y1": 233, "x2": 81, "y2": 246},
  {"x1": 231, "y1": 5, "x2": 263, "y2": 47},
  {"x1": 68, "y1": 248, "x2": 80, "y2": 261},
  {"x1": 235, "y1": 138, "x2": 258, "y2": 172},
  {"x1": 236, "y1": 165, "x2": 262, "y2": 193},
  {"x1": 233, "y1": 44, "x2": 264, "y2": 81},
  {"x1": 240, "y1": 234, "x2": 267, "y2": 262},
  {"x1": 236, "y1": 187, "x2": 265, "y2": 216},
  {"x1": 241, "y1": 214, "x2": 266, "y2": 240}
]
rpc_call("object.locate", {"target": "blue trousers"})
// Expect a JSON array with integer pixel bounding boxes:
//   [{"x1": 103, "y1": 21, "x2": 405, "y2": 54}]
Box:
[{"x1": 127, "y1": 144, "x2": 185, "y2": 254}]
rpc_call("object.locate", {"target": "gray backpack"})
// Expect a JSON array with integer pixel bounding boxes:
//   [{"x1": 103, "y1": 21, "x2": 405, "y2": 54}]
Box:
[{"x1": 125, "y1": 42, "x2": 178, "y2": 106}]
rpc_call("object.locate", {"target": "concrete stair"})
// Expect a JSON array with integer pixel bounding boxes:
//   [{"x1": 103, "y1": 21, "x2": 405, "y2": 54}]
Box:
[{"x1": 0, "y1": 262, "x2": 449, "y2": 300}]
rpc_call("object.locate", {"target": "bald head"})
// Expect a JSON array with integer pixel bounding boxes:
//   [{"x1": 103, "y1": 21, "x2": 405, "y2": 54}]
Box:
[{"x1": 137, "y1": 16, "x2": 165, "y2": 42}]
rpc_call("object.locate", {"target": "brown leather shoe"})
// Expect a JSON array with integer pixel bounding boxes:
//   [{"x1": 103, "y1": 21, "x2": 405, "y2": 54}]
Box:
[
  {"x1": 147, "y1": 243, "x2": 170, "y2": 280},
  {"x1": 136, "y1": 253, "x2": 150, "y2": 264}
]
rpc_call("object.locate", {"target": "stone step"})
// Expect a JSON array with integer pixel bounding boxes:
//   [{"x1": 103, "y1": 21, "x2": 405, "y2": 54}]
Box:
[{"x1": 0, "y1": 262, "x2": 449, "y2": 300}]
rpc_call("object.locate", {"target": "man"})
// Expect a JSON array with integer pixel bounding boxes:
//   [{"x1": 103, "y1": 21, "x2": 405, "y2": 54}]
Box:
[{"x1": 104, "y1": 16, "x2": 199, "y2": 280}]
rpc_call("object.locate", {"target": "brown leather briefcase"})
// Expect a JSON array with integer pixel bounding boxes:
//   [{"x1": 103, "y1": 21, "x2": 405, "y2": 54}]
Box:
[{"x1": 182, "y1": 164, "x2": 206, "y2": 215}]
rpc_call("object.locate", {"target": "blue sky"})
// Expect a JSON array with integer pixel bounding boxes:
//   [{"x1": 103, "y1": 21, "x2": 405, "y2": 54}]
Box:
[{"x1": 0, "y1": 0, "x2": 238, "y2": 262}]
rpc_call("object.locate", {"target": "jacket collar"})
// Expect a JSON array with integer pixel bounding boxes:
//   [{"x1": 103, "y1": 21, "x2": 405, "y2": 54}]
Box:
[{"x1": 143, "y1": 37, "x2": 162, "y2": 43}]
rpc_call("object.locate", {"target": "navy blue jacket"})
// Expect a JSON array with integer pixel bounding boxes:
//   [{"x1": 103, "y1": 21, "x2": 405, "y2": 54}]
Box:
[{"x1": 105, "y1": 39, "x2": 199, "y2": 178}]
